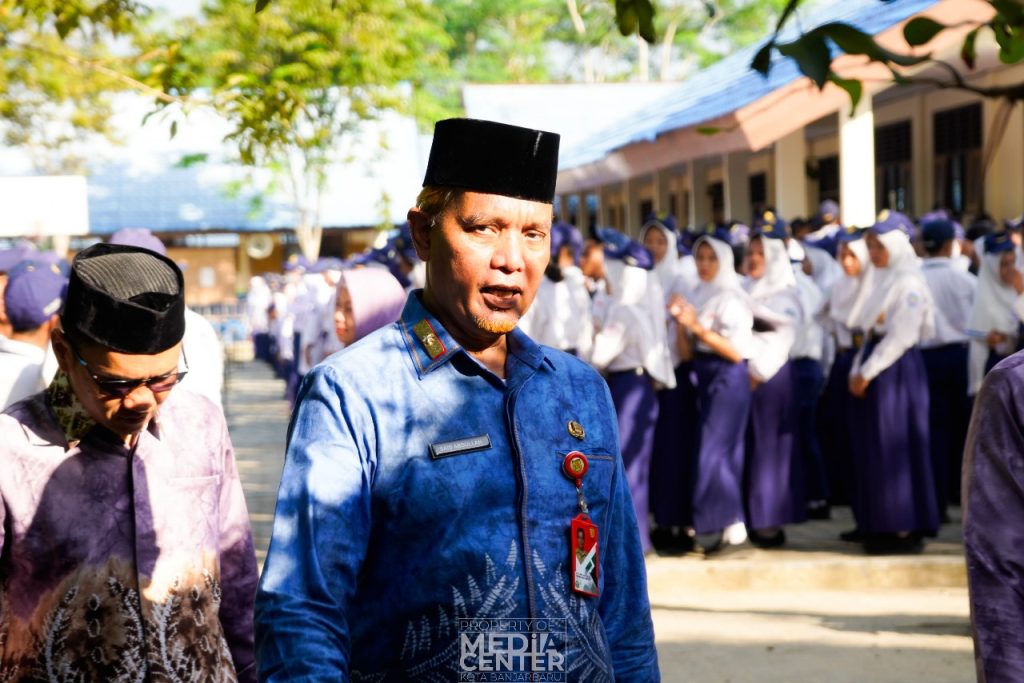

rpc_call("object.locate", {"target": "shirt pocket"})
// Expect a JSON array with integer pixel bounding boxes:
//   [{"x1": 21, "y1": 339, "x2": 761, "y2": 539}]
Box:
[{"x1": 556, "y1": 450, "x2": 616, "y2": 519}]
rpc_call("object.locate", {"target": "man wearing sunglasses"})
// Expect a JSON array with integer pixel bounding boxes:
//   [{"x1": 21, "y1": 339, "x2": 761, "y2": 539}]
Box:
[{"x1": 0, "y1": 243, "x2": 258, "y2": 681}]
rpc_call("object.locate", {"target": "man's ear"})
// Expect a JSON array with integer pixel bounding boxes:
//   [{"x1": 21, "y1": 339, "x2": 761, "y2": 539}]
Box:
[
  {"x1": 408, "y1": 207, "x2": 433, "y2": 262},
  {"x1": 50, "y1": 326, "x2": 71, "y2": 373}
]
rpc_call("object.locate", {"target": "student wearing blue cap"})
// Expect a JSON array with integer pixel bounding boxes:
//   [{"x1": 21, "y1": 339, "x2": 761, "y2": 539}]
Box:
[
  {"x1": 590, "y1": 230, "x2": 677, "y2": 555},
  {"x1": 668, "y1": 234, "x2": 754, "y2": 553},
  {"x1": 742, "y1": 211, "x2": 808, "y2": 547},
  {"x1": 0, "y1": 261, "x2": 66, "y2": 409},
  {"x1": 918, "y1": 218, "x2": 976, "y2": 522},
  {"x1": 845, "y1": 210, "x2": 939, "y2": 553}
]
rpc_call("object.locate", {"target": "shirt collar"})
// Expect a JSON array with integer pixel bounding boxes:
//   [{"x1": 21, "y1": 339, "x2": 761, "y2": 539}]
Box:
[
  {"x1": 44, "y1": 369, "x2": 164, "y2": 451},
  {"x1": 46, "y1": 370, "x2": 97, "y2": 448},
  {"x1": 398, "y1": 290, "x2": 552, "y2": 380}
]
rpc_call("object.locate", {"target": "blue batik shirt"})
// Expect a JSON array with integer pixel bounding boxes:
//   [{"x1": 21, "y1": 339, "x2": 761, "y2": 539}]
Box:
[{"x1": 255, "y1": 291, "x2": 659, "y2": 682}]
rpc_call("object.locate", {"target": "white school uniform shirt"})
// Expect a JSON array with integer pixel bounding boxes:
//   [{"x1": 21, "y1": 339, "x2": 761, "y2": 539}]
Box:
[
  {"x1": 744, "y1": 238, "x2": 803, "y2": 382},
  {"x1": 848, "y1": 231, "x2": 935, "y2": 382},
  {"x1": 920, "y1": 257, "x2": 976, "y2": 348},
  {"x1": 827, "y1": 239, "x2": 869, "y2": 349},
  {"x1": 590, "y1": 260, "x2": 676, "y2": 389},
  {"x1": 519, "y1": 266, "x2": 594, "y2": 361},
  {"x1": 689, "y1": 236, "x2": 754, "y2": 360},
  {"x1": 968, "y1": 245, "x2": 1020, "y2": 394},
  {"x1": 0, "y1": 336, "x2": 46, "y2": 410},
  {"x1": 789, "y1": 269, "x2": 827, "y2": 362},
  {"x1": 178, "y1": 308, "x2": 225, "y2": 409}
]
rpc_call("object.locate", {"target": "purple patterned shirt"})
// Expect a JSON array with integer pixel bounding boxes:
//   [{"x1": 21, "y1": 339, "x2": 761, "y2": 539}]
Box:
[{"x1": 0, "y1": 374, "x2": 258, "y2": 681}]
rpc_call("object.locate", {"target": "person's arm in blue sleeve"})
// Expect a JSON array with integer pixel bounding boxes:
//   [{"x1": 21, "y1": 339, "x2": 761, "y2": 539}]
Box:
[
  {"x1": 964, "y1": 359, "x2": 1024, "y2": 683},
  {"x1": 595, "y1": 384, "x2": 661, "y2": 682},
  {"x1": 254, "y1": 365, "x2": 377, "y2": 680}
]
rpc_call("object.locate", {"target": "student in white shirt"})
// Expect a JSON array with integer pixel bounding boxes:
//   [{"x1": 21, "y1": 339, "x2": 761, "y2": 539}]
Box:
[
  {"x1": 667, "y1": 235, "x2": 754, "y2": 554},
  {"x1": 518, "y1": 222, "x2": 593, "y2": 359},
  {"x1": 819, "y1": 230, "x2": 869, "y2": 527},
  {"x1": 968, "y1": 231, "x2": 1021, "y2": 395},
  {"x1": 591, "y1": 233, "x2": 676, "y2": 555},
  {"x1": 0, "y1": 261, "x2": 66, "y2": 409},
  {"x1": 918, "y1": 218, "x2": 977, "y2": 522},
  {"x1": 846, "y1": 211, "x2": 939, "y2": 553},
  {"x1": 742, "y1": 213, "x2": 807, "y2": 548}
]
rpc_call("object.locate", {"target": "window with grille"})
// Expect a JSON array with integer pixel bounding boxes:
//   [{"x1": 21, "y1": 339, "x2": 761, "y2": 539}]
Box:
[
  {"x1": 875, "y1": 120, "x2": 912, "y2": 213},
  {"x1": 933, "y1": 102, "x2": 982, "y2": 215}
]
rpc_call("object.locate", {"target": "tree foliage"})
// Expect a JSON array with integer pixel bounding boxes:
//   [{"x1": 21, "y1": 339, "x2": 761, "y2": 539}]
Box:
[
  {"x1": 753, "y1": 0, "x2": 1024, "y2": 111},
  {"x1": 133, "y1": 0, "x2": 450, "y2": 259},
  {"x1": 0, "y1": 1, "x2": 150, "y2": 172}
]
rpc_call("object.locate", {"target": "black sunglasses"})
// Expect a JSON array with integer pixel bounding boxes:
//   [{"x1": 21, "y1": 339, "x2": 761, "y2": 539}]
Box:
[{"x1": 68, "y1": 338, "x2": 189, "y2": 398}]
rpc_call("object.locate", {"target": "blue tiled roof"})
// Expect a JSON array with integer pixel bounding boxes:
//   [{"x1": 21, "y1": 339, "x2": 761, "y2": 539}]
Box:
[
  {"x1": 88, "y1": 162, "x2": 293, "y2": 235},
  {"x1": 559, "y1": 0, "x2": 939, "y2": 170}
]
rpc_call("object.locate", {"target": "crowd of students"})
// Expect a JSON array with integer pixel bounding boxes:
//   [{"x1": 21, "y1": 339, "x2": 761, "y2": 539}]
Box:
[{"x1": 246, "y1": 201, "x2": 1024, "y2": 556}]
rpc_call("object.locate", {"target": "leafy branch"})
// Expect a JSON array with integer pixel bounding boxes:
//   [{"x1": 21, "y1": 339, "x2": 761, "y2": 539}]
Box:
[{"x1": 750, "y1": 0, "x2": 1024, "y2": 111}]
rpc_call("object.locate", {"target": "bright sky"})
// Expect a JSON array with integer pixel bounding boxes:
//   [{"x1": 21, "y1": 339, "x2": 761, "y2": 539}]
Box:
[{"x1": 148, "y1": 0, "x2": 201, "y2": 17}]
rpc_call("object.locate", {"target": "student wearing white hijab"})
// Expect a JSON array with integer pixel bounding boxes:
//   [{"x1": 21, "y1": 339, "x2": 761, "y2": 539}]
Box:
[
  {"x1": 919, "y1": 219, "x2": 977, "y2": 523},
  {"x1": 846, "y1": 211, "x2": 939, "y2": 554},
  {"x1": 591, "y1": 233, "x2": 676, "y2": 555},
  {"x1": 643, "y1": 217, "x2": 702, "y2": 553},
  {"x1": 742, "y1": 213, "x2": 807, "y2": 548},
  {"x1": 668, "y1": 235, "x2": 754, "y2": 554},
  {"x1": 819, "y1": 229, "x2": 869, "y2": 520},
  {"x1": 642, "y1": 218, "x2": 682, "y2": 300},
  {"x1": 968, "y1": 231, "x2": 1021, "y2": 396},
  {"x1": 518, "y1": 222, "x2": 594, "y2": 360}
]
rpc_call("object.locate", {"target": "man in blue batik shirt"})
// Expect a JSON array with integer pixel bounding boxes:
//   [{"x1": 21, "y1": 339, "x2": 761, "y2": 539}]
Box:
[{"x1": 255, "y1": 118, "x2": 660, "y2": 682}]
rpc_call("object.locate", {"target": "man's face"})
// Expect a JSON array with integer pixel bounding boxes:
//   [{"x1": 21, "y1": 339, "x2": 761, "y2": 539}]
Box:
[
  {"x1": 410, "y1": 191, "x2": 551, "y2": 347},
  {"x1": 53, "y1": 330, "x2": 182, "y2": 438}
]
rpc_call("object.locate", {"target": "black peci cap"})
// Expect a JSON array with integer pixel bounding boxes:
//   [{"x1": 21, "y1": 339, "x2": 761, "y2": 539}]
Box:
[
  {"x1": 422, "y1": 118, "x2": 561, "y2": 204},
  {"x1": 61, "y1": 243, "x2": 186, "y2": 354}
]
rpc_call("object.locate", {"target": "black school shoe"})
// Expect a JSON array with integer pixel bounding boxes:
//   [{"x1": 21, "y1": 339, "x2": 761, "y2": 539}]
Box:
[
  {"x1": 839, "y1": 528, "x2": 864, "y2": 542},
  {"x1": 650, "y1": 526, "x2": 695, "y2": 556},
  {"x1": 748, "y1": 528, "x2": 786, "y2": 548},
  {"x1": 863, "y1": 533, "x2": 924, "y2": 555}
]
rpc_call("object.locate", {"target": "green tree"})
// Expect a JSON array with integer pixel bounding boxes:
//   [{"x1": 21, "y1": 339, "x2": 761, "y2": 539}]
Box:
[
  {"x1": 139, "y1": 0, "x2": 451, "y2": 260},
  {"x1": 0, "y1": 0, "x2": 172, "y2": 173}
]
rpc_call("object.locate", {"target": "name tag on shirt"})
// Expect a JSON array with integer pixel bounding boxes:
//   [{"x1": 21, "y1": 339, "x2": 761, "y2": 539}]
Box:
[{"x1": 429, "y1": 434, "x2": 492, "y2": 460}]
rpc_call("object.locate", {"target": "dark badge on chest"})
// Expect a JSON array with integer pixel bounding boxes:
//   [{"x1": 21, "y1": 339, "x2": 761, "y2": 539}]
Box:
[{"x1": 429, "y1": 434, "x2": 492, "y2": 460}]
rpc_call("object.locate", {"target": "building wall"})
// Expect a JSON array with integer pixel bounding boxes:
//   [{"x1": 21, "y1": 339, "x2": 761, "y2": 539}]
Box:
[{"x1": 169, "y1": 246, "x2": 239, "y2": 308}]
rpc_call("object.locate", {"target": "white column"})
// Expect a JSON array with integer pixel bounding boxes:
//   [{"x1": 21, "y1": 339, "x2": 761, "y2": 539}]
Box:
[
  {"x1": 724, "y1": 151, "x2": 751, "y2": 225},
  {"x1": 839, "y1": 92, "x2": 877, "y2": 228},
  {"x1": 773, "y1": 129, "x2": 809, "y2": 220}
]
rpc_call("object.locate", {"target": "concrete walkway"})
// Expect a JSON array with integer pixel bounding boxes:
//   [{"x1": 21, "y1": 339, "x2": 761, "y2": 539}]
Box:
[{"x1": 223, "y1": 358, "x2": 975, "y2": 681}]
